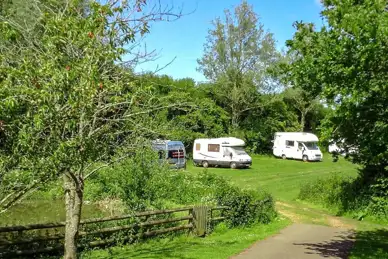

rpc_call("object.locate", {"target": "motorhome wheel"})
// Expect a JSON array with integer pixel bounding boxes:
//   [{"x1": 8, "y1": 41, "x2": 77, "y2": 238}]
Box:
[
  {"x1": 202, "y1": 161, "x2": 209, "y2": 168},
  {"x1": 302, "y1": 155, "x2": 308, "y2": 162},
  {"x1": 230, "y1": 162, "x2": 237, "y2": 169},
  {"x1": 282, "y1": 154, "x2": 286, "y2": 160}
]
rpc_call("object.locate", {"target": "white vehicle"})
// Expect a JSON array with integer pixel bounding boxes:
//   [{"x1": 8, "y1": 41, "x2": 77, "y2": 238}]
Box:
[
  {"x1": 272, "y1": 132, "x2": 323, "y2": 162},
  {"x1": 328, "y1": 142, "x2": 343, "y2": 155},
  {"x1": 193, "y1": 137, "x2": 252, "y2": 169},
  {"x1": 328, "y1": 139, "x2": 357, "y2": 156}
]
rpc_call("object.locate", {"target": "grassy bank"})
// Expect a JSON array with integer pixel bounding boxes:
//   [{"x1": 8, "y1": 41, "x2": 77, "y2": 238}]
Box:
[
  {"x1": 82, "y1": 218, "x2": 291, "y2": 259},
  {"x1": 298, "y1": 172, "x2": 388, "y2": 224}
]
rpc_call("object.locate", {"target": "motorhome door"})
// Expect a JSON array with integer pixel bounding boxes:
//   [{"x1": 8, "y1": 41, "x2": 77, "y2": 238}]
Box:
[
  {"x1": 296, "y1": 142, "x2": 304, "y2": 159},
  {"x1": 285, "y1": 140, "x2": 296, "y2": 158},
  {"x1": 222, "y1": 147, "x2": 234, "y2": 161},
  {"x1": 207, "y1": 143, "x2": 222, "y2": 163}
]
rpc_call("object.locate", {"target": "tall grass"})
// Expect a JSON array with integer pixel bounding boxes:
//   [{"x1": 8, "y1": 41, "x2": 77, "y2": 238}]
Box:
[{"x1": 298, "y1": 171, "x2": 388, "y2": 223}]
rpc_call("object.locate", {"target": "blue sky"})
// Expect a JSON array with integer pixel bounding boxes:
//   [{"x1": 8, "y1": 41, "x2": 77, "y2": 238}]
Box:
[{"x1": 132, "y1": 0, "x2": 324, "y2": 82}]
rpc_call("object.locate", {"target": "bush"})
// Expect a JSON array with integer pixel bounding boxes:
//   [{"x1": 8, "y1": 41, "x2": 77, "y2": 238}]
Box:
[
  {"x1": 298, "y1": 171, "x2": 388, "y2": 222},
  {"x1": 215, "y1": 183, "x2": 276, "y2": 227},
  {"x1": 298, "y1": 173, "x2": 352, "y2": 212},
  {"x1": 84, "y1": 149, "x2": 277, "y2": 227}
]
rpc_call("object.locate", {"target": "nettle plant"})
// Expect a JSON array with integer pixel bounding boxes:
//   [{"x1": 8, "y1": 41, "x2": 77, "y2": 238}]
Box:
[{"x1": 0, "y1": 0, "x2": 185, "y2": 258}]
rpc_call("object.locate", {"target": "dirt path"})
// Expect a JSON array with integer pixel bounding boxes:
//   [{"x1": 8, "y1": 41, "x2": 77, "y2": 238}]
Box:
[
  {"x1": 230, "y1": 223, "x2": 355, "y2": 259},
  {"x1": 275, "y1": 201, "x2": 356, "y2": 229},
  {"x1": 230, "y1": 201, "x2": 357, "y2": 258}
]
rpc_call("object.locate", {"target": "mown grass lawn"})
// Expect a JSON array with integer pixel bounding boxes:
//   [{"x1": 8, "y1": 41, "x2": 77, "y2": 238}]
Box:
[{"x1": 187, "y1": 154, "x2": 359, "y2": 201}]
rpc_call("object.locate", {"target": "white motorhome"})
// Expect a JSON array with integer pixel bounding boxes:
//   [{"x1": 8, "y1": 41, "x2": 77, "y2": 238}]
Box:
[
  {"x1": 193, "y1": 137, "x2": 252, "y2": 169},
  {"x1": 272, "y1": 132, "x2": 323, "y2": 162},
  {"x1": 328, "y1": 139, "x2": 357, "y2": 156}
]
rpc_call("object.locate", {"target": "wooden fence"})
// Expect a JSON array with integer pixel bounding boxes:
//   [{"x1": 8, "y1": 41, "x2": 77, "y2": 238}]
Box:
[{"x1": 0, "y1": 205, "x2": 228, "y2": 258}]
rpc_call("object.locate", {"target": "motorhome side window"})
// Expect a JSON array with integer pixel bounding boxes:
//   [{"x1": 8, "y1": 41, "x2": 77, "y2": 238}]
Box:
[
  {"x1": 208, "y1": 144, "x2": 220, "y2": 152},
  {"x1": 195, "y1": 143, "x2": 201, "y2": 151},
  {"x1": 286, "y1": 140, "x2": 294, "y2": 147}
]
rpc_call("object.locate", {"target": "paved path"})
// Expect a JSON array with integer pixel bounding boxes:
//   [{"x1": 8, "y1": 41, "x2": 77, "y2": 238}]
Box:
[{"x1": 231, "y1": 224, "x2": 355, "y2": 259}]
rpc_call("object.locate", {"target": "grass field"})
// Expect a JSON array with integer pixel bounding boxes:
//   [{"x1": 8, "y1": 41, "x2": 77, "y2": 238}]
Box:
[{"x1": 187, "y1": 154, "x2": 359, "y2": 201}]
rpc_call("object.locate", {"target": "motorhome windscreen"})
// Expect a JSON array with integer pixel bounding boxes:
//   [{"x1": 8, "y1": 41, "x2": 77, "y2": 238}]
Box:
[
  {"x1": 302, "y1": 142, "x2": 319, "y2": 150},
  {"x1": 168, "y1": 150, "x2": 185, "y2": 158},
  {"x1": 232, "y1": 147, "x2": 248, "y2": 155}
]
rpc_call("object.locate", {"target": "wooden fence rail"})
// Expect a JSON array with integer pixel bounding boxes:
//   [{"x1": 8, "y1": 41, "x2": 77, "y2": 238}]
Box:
[{"x1": 0, "y1": 205, "x2": 228, "y2": 258}]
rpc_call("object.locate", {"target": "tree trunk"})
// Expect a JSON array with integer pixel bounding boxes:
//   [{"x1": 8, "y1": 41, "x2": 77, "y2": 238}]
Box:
[
  {"x1": 300, "y1": 112, "x2": 306, "y2": 132},
  {"x1": 63, "y1": 173, "x2": 84, "y2": 259},
  {"x1": 231, "y1": 111, "x2": 239, "y2": 131}
]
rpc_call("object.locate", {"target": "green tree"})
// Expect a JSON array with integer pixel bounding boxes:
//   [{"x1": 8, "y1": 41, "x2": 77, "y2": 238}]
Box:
[
  {"x1": 197, "y1": 0, "x2": 280, "y2": 129},
  {"x1": 0, "y1": 0, "x2": 184, "y2": 258},
  {"x1": 133, "y1": 74, "x2": 229, "y2": 150},
  {"x1": 283, "y1": 87, "x2": 320, "y2": 132},
  {"x1": 238, "y1": 95, "x2": 300, "y2": 153},
  {"x1": 284, "y1": 0, "x2": 388, "y2": 171}
]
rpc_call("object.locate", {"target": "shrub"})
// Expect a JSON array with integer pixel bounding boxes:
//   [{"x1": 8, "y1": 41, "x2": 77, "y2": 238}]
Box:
[
  {"x1": 298, "y1": 173, "x2": 352, "y2": 212},
  {"x1": 298, "y1": 171, "x2": 388, "y2": 222},
  {"x1": 215, "y1": 183, "x2": 276, "y2": 227}
]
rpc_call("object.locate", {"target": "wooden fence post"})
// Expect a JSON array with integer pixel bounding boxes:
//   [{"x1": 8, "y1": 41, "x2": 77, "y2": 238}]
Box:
[{"x1": 192, "y1": 205, "x2": 208, "y2": 237}]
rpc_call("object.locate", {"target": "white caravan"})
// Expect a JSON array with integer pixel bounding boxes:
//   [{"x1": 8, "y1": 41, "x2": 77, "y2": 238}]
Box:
[
  {"x1": 272, "y1": 132, "x2": 323, "y2": 162},
  {"x1": 193, "y1": 137, "x2": 252, "y2": 169}
]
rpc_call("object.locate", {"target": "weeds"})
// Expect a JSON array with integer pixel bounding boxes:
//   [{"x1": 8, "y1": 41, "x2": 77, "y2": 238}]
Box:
[{"x1": 298, "y1": 171, "x2": 388, "y2": 223}]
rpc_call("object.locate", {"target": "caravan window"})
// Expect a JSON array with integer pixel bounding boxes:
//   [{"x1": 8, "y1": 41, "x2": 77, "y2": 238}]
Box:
[
  {"x1": 168, "y1": 150, "x2": 185, "y2": 158},
  {"x1": 286, "y1": 140, "x2": 294, "y2": 147},
  {"x1": 195, "y1": 143, "x2": 201, "y2": 151},
  {"x1": 208, "y1": 144, "x2": 220, "y2": 152}
]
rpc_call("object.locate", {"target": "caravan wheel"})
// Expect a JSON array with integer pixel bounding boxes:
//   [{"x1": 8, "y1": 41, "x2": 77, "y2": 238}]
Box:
[
  {"x1": 202, "y1": 161, "x2": 209, "y2": 168},
  {"x1": 230, "y1": 162, "x2": 237, "y2": 169}
]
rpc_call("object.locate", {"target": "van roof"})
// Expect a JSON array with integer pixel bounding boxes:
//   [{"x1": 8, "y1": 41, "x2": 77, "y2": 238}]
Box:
[
  {"x1": 194, "y1": 137, "x2": 245, "y2": 146},
  {"x1": 274, "y1": 132, "x2": 319, "y2": 142},
  {"x1": 151, "y1": 140, "x2": 184, "y2": 145}
]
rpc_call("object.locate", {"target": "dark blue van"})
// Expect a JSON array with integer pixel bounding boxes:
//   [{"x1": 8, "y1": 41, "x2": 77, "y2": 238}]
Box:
[{"x1": 151, "y1": 140, "x2": 186, "y2": 169}]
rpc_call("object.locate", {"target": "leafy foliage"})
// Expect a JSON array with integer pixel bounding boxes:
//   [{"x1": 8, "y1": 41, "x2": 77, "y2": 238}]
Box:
[
  {"x1": 197, "y1": 0, "x2": 280, "y2": 128},
  {"x1": 0, "y1": 0, "x2": 185, "y2": 256},
  {"x1": 215, "y1": 184, "x2": 276, "y2": 227},
  {"x1": 299, "y1": 172, "x2": 388, "y2": 222},
  {"x1": 284, "y1": 0, "x2": 388, "y2": 170},
  {"x1": 86, "y1": 149, "x2": 277, "y2": 227}
]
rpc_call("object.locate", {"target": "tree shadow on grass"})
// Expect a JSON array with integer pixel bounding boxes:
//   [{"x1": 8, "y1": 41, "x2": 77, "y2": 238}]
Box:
[
  {"x1": 293, "y1": 232, "x2": 355, "y2": 258},
  {"x1": 350, "y1": 229, "x2": 388, "y2": 259},
  {"x1": 293, "y1": 229, "x2": 388, "y2": 259}
]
